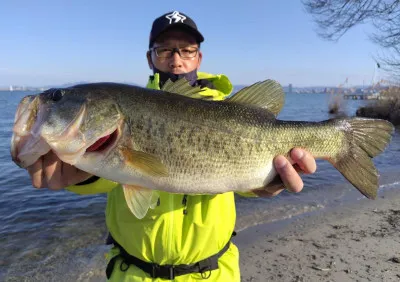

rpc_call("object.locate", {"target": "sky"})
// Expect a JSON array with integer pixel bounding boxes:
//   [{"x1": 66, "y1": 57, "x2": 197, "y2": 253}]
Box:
[{"x1": 0, "y1": 1, "x2": 384, "y2": 88}]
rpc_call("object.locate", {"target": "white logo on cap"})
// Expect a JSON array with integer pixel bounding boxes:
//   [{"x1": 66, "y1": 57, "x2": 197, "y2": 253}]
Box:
[{"x1": 165, "y1": 11, "x2": 186, "y2": 24}]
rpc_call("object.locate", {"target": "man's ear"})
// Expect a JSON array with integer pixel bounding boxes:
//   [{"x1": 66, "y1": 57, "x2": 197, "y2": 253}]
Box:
[
  {"x1": 197, "y1": 50, "x2": 203, "y2": 70},
  {"x1": 146, "y1": 51, "x2": 153, "y2": 70}
]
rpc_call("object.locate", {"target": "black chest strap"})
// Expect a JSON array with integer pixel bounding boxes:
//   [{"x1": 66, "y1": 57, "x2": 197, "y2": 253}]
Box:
[{"x1": 106, "y1": 237, "x2": 231, "y2": 280}]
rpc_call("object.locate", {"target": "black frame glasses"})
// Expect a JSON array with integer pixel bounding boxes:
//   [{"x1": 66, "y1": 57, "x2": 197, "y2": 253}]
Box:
[{"x1": 150, "y1": 46, "x2": 199, "y2": 59}]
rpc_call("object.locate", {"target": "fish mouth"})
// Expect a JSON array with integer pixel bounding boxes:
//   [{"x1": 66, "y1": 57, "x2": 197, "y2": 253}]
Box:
[
  {"x1": 85, "y1": 127, "x2": 119, "y2": 154},
  {"x1": 11, "y1": 96, "x2": 51, "y2": 167}
]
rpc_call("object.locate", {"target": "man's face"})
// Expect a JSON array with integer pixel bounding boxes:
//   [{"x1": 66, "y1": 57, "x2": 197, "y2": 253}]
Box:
[{"x1": 147, "y1": 29, "x2": 202, "y2": 74}]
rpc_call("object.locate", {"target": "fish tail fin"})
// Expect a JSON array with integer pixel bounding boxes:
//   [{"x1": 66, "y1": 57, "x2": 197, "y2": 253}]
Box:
[{"x1": 330, "y1": 118, "x2": 394, "y2": 199}]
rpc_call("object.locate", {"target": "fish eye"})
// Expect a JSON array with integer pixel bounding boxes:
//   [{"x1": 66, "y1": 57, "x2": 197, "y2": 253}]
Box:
[{"x1": 51, "y1": 89, "x2": 64, "y2": 102}]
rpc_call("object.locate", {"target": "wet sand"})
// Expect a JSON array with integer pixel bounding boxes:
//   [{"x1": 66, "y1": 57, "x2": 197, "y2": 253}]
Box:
[{"x1": 235, "y1": 189, "x2": 400, "y2": 282}]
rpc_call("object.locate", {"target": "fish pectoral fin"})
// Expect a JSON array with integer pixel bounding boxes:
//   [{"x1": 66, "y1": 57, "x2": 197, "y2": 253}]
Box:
[
  {"x1": 225, "y1": 80, "x2": 285, "y2": 116},
  {"x1": 161, "y1": 78, "x2": 205, "y2": 98},
  {"x1": 149, "y1": 191, "x2": 160, "y2": 209},
  {"x1": 120, "y1": 147, "x2": 169, "y2": 177},
  {"x1": 123, "y1": 185, "x2": 159, "y2": 219}
]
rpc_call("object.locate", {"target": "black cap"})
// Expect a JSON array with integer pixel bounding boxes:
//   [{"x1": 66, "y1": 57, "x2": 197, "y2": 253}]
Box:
[{"x1": 149, "y1": 11, "x2": 204, "y2": 48}]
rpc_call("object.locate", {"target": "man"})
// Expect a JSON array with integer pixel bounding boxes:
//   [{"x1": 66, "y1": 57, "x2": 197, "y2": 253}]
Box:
[{"x1": 27, "y1": 11, "x2": 317, "y2": 281}]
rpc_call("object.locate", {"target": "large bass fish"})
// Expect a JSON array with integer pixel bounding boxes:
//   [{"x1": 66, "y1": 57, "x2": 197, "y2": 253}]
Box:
[{"x1": 11, "y1": 79, "x2": 394, "y2": 218}]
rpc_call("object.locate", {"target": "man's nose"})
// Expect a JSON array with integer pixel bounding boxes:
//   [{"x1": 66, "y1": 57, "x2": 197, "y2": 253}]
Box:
[{"x1": 169, "y1": 52, "x2": 182, "y2": 67}]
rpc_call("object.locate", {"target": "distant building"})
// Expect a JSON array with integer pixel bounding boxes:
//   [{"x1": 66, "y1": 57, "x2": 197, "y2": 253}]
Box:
[{"x1": 288, "y1": 84, "x2": 293, "y2": 94}]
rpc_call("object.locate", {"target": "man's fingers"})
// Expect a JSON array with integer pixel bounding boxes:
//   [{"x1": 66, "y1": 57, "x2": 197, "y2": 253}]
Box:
[
  {"x1": 43, "y1": 151, "x2": 64, "y2": 190},
  {"x1": 27, "y1": 157, "x2": 46, "y2": 188},
  {"x1": 26, "y1": 151, "x2": 93, "y2": 190},
  {"x1": 274, "y1": 155, "x2": 303, "y2": 193},
  {"x1": 62, "y1": 163, "x2": 92, "y2": 186},
  {"x1": 290, "y1": 148, "x2": 317, "y2": 174},
  {"x1": 258, "y1": 149, "x2": 316, "y2": 198}
]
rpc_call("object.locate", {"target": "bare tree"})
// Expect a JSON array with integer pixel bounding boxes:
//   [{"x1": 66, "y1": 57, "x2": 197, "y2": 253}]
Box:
[{"x1": 303, "y1": 0, "x2": 400, "y2": 75}]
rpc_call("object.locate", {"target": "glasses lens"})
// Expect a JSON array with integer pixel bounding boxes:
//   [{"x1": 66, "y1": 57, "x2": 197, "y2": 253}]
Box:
[
  {"x1": 179, "y1": 47, "x2": 198, "y2": 58},
  {"x1": 155, "y1": 47, "x2": 173, "y2": 58}
]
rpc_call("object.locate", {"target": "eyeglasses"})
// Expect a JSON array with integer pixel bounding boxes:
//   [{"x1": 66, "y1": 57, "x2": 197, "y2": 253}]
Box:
[{"x1": 150, "y1": 46, "x2": 199, "y2": 59}]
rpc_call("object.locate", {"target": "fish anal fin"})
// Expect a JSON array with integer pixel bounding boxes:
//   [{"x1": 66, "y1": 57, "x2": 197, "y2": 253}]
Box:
[
  {"x1": 264, "y1": 175, "x2": 285, "y2": 191},
  {"x1": 123, "y1": 185, "x2": 159, "y2": 219},
  {"x1": 251, "y1": 175, "x2": 285, "y2": 196},
  {"x1": 226, "y1": 80, "x2": 285, "y2": 116}
]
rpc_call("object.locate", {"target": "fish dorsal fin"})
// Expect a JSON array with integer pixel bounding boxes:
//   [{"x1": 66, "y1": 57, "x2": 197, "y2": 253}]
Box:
[
  {"x1": 123, "y1": 185, "x2": 159, "y2": 219},
  {"x1": 120, "y1": 147, "x2": 169, "y2": 177},
  {"x1": 226, "y1": 80, "x2": 285, "y2": 116},
  {"x1": 161, "y1": 78, "x2": 206, "y2": 99}
]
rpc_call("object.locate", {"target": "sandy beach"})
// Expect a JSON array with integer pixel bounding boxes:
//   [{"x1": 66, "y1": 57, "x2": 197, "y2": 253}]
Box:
[{"x1": 234, "y1": 188, "x2": 400, "y2": 282}]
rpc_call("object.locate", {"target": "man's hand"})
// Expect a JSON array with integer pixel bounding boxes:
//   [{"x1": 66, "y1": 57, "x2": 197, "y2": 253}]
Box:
[
  {"x1": 253, "y1": 148, "x2": 317, "y2": 198},
  {"x1": 27, "y1": 151, "x2": 92, "y2": 190}
]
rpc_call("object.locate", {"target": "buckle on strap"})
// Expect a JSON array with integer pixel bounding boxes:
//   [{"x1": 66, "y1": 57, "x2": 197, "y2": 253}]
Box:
[
  {"x1": 151, "y1": 264, "x2": 175, "y2": 280},
  {"x1": 197, "y1": 258, "x2": 212, "y2": 279},
  {"x1": 197, "y1": 258, "x2": 212, "y2": 273}
]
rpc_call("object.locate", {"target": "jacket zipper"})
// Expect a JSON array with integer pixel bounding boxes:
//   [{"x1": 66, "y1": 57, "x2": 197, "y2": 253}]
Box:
[{"x1": 167, "y1": 193, "x2": 174, "y2": 263}]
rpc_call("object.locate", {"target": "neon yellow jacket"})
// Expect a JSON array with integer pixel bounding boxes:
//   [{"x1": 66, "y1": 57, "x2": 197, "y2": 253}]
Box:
[{"x1": 67, "y1": 72, "x2": 241, "y2": 281}]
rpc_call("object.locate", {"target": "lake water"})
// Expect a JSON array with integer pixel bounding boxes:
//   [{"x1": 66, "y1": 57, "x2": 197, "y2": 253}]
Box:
[{"x1": 1, "y1": 90, "x2": 399, "y2": 281}]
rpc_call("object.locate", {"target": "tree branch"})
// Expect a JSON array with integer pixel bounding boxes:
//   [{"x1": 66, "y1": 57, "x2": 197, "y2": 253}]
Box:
[{"x1": 303, "y1": 0, "x2": 400, "y2": 74}]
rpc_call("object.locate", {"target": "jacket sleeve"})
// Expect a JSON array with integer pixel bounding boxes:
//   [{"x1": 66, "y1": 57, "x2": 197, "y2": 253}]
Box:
[{"x1": 66, "y1": 177, "x2": 119, "y2": 195}]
